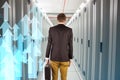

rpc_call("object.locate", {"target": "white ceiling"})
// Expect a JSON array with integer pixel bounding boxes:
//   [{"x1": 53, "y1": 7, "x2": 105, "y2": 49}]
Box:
[
  {"x1": 37, "y1": 0, "x2": 81, "y2": 13},
  {"x1": 35, "y1": 0, "x2": 83, "y2": 25}
]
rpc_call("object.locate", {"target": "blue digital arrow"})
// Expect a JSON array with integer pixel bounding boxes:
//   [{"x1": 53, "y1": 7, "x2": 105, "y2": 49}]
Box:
[
  {"x1": 22, "y1": 53, "x2": 28, "y2": 63},
  {"x1": 2, "y1": 1, "x2": 11, "y2": 22},
  {"x1": 0, "y1": 44, "x2": 14, "y2": 79},
  {"x1": 14, "y1": 65, "x2": 22, "y2": 78},
  {"x1": 0, "y1": 54, "x2": 14, "y2": 80},
  {"x1": 39, "y1": 59, "x2": 43, "y2": 71},
  {"x1": 3, "y1": 29, "x2": 13, "y2": 49},
  {"x1": 23, "y1": 37, "x2": 31, "y2": 55},
  {"x1": 28, "y1": 56, "x2": 37, "y2": 78},
  {"x1": 0, "y1": 37, "x2": 2, "y2": 46},
  {"x1": 24, "y1": 41, "x2": 33, "y2": 55},
  {"x1": 3, "y1": 29, "x2": 12, "y2": 37},
  {"x1": 13, "y1": 24, "x2": 19, "y2": 41},
  {"x1": 29, "y1": 5, "x2": 38, "y2": 17},
  {"x1": 33, "y1": 44, "x2": 40, "y2": 56},
  {"x1": 17, "y1": 18, "x2": 24, "y2": 35},
  {"x1": 26, "y1": 34, "x2": 32, "y2": 47},
  {"x1": 37, "y1": 29, "x2": 44, "y2": 41},
  {"x1": 31, "y1": 16, "x2": 39, "y2": 40},
  {"x1": 14, "y1": 50, "x2": 22, "y2": 77},
  {"x1": 0, "y1": 21, "x2": 12, "y2": 35},
  {"x1": 28, "y1": 56, "x2": 33, "y2": 74},
  {"x1": 14, "y1": 50, "x2": 22, "y2": 63},
  {"x1": 37, "y1": 9, "x2": 43, "y2": 32},
  {"x1": 23, "y1": 15, "x2": 30, "y2": 36},
  {"x1": 18, "y1": 34, "x2": 24, "y2": 51},
  {"x1": 17, "y1": 18, "x2": 23, "y2": 27},
  {"x1": 0, "y1": 45, "x2": 7, "y2": 64},
  {"x1": 37, "y1": 20, "x2": 43, "y2": 41},
  {"x1": 22, "y1": 35, "x2": 32, "y2": 56}
]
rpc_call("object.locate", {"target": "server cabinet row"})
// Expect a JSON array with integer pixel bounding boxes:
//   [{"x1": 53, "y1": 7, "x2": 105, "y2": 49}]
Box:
[{"x1": 67, "y1": 0, "x2": 120, "y2": 80}]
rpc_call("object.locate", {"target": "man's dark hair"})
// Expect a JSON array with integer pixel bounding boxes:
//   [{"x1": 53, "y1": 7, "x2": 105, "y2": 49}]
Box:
[{"x1": 57, "y1": 13, "x2": 66, "y2": 22}]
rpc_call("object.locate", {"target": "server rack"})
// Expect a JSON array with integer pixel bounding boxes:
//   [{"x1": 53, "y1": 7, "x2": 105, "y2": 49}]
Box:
[{"x1": 67, "y1": 0, "x2": 120, "y2": 80}]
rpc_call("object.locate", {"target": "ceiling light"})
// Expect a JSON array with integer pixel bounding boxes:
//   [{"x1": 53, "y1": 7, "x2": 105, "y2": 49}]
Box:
[
  {"x1": 79, "y1": 3, "x2": 85, "y2": 9},
  {"x1": 87, "y1": 0, "x2": 90, "y2": 3}
]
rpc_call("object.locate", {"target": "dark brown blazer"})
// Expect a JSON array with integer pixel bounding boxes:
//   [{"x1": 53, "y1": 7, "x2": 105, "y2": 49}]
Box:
[{"x1": 46, "y1": 24, "x2": 73, "y2": 62}]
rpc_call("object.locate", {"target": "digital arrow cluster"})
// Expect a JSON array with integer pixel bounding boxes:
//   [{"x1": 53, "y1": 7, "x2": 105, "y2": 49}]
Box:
[{"x1": 0, "y1": 1, "x2": 44, "y2": 80}]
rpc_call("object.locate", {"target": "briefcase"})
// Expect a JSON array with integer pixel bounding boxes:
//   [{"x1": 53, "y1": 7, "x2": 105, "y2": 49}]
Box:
[{"x1": 45, "y1": 64, "x2": 51, "y2": 80}]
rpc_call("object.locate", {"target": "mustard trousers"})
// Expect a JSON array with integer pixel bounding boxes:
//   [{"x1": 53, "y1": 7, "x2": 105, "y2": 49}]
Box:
[{"x1": 50, "y1": 60, "x2": 70, "y2": 80}]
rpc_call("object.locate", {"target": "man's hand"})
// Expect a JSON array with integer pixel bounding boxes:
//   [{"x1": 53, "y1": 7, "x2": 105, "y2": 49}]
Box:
[
  {"x1": 69, "y1": 60, "x2": 72, "y2": 67},
  {"x1": 46, "y1": 58, "x2": 49, "y2": 64}
]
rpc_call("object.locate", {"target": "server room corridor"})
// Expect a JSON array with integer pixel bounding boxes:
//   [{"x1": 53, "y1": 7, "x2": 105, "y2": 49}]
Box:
[{"x1": 0, "y1": 0, "x2": 120, "y2": 80}]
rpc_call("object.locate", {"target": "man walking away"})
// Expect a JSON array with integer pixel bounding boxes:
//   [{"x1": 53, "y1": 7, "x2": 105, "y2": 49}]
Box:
[{"x1": 45, "y1": 13, "x2": 73, "y2": 80}]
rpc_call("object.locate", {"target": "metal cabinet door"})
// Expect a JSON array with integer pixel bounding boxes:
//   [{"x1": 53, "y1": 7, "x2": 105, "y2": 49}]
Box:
[
  {"x1": 78, "y1": 14, "x2": 82, "y2": 69},
  {"x1": 83, "y1": 7, "x2": 89, "y2": 79},
  {"x1": 98, "y1": 0, "x2": 110, "y2": 80},
  {"x1": 91, "y1": 0, "x2": 101, "y2": 80},
  {"x1": 108, "y1": 0, "x2": 120, "y2": 80},
  {"x1": 80, "y1": 11, "x2": 84, "y2": 72},
  {"x1": 115, "y1": 0, "x2": 120, "y2": 79},
  {"x1": 86, "y1": 2, "x2": 93, "y2": 80}
]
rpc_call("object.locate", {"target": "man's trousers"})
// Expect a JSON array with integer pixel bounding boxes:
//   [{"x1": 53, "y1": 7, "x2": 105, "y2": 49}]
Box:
[{"x1": 50, "y1": 60, "x2": 70, "y2": 80}]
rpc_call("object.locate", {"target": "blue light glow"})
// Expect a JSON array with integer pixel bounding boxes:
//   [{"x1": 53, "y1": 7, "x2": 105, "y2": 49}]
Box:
[
  {"x1": 0, "y1": 1, "x2": 44, "y2": 80},
  {"x1": 13, "y1": 24, "x2": 19, "y2": 41}
]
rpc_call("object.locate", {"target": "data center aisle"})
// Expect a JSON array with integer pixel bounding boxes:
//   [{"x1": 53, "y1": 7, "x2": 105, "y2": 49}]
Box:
[
  {"x1": 37, "y1": 61, "x2": 81, "y2": 80},
  {"x1": 64, "y1": 61, "x2": 81, "y2": 80}
]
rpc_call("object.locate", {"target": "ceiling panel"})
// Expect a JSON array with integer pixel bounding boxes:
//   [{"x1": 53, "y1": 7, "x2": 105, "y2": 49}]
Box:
[
  {"x1": 36, "y1": 0, "x2": 82, "y2": 24},
  {"x1": 37, "y1": 0, "x2": 82, "y2": 13},
  {"x1": 37, "y1": 0, "x2": 63, "y2": 13},
  {"x1": 64, "y1": 0, "x2": 82, "y2": 13}
]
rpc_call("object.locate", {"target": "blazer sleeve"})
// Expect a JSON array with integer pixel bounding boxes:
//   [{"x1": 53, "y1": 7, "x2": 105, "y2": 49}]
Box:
[
  {"x1": 68, "y1": 28, "x2": 73, "y2": 59},
  {"x1": 46, "y1": 28, "x2": 52, "y2": 58}
]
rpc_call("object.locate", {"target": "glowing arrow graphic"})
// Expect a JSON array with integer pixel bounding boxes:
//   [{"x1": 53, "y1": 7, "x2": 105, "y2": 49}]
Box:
[
  {"x1": 13, "y1": 24, "x2": 19, "y2": 41},
  {"x1": 24, "y1": 41, "x2": 33, "y2": 55},
  {"x1": 18, "y1": 34, "x2": 24, "y2": 51},
  {"x1": 37, "y1": 9, "x2": 43, "y2": 32},
  {"x1": 26, "y1": 34, "x2": 32, "y2": 47},
  {"x1": 28, "y1": 56, "x2": 33, "y2": 74},
  {"x1": 31, "y1": 17, "x2": 39, "y2": 40},
  {"x1": 0, "y1": 37, "x2": 2, "y2": 46},
  {"x1": 28, "y1": 56, "x2": 37, "y2": 78},
  {"x1": 14, "y1": 50, "x2": 22, "y2": 77},
  {"x1": 29, "y1": 5, "x2": 38, "y2": 17},
  {"x1": 23, "y1": 15, "x2": 30, "y2": 36},
  {"x1": 39, "y1": 59, "x2": 43, "y2": 71},
  {"x1": 0, "y1": 22, "x2": 12, "y2": 35},
  {"x1": 3, "y1": 29, "x2": 13, "y2": 49},
  {"x1": 0, "y1": 54, "x2": 14, "y2": 80},
  {"x1": 37, "y1": 29, "x2": 44, "y2": 41},
  {"x1": 0, "y1": 45, "x2": 7, "y2": 63},
  {"x1": 14, "y1": 50, "x2": 22, "y2": 63},
  {"x1": 33, "y1": 44, "x2": 41, "y2": 56},
  {"x1": 2, "y1": 1, "x2": 11, "y2": 22}
]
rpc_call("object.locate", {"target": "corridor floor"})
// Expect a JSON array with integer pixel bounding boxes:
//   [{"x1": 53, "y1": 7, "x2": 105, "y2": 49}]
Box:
[{"x1": 37, "y1": 61, "x2": 81, "y2": 80}]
